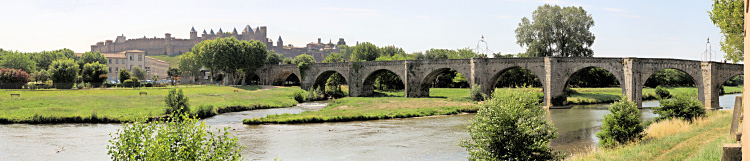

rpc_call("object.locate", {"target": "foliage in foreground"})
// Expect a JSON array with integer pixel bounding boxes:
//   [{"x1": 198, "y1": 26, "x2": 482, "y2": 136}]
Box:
[
  {"x1": 596, "y1": 98, "x2": 644, "y2": 148},
  {"x1": 107, "y1": 113, "x2": 243, "y2": 161},
  {"x1": 165, "y1": 88, "x2": 190, "y2": 115},
  {"x1": 460, "y1": 88, "x2": 561, "y2": 160},
  {"x1": 653, "y1": 92, "x2": 705, "y2": 122},
  {"x1": 469, "y1": 84, "x2": 485, "y2": 101}
]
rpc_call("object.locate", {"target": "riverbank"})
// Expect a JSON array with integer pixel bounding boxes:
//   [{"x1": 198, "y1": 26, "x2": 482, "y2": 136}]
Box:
[
  {"x1": 568, "y1": 110, "x2": 734, "y2": 160},
  {"x1": 243, "y1": 88, "x2": 478, "y2": 124},
  {"x1": 567, "y1": 86, "x2": 742, "y2": 104},
  {"x1": 245, "y1": 86, "x2": 742, "y2": 124},
  {"x1": 0, "y1": 85, "x2": 304, "y2": 123}
]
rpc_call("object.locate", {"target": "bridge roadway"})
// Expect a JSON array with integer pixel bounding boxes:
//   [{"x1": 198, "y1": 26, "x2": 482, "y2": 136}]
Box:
[{"x1": 250, "y1": 57, "x2": 743, "y2": 108}]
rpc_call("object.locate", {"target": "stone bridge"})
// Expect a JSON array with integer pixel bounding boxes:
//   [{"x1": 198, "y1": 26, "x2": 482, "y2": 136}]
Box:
[{"x1": 252, "y1": 57, "x2": 743, "y2": 109}]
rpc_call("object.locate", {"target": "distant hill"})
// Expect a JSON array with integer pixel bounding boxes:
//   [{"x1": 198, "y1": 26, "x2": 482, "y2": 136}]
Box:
[{"x1": 148, "y1": 54, "x2": 182, "y2": 68}]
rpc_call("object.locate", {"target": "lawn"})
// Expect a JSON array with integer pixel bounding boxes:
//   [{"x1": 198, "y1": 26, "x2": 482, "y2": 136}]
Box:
[
  {"x1": 0, "y1": 85, "x2": 304, "y2": 123},
  {"x1": 569, "y1": 110, "x2": 735, "y2": 160},
  {"x1": 494, "y1": 86, "x2": 743, "y2": 104},
  {"x1": 148, "y1": 55, "x2": 181, "y2": 68},
  {"x1": 243, "y1": 88, "x2": 478, "y2": 124}
]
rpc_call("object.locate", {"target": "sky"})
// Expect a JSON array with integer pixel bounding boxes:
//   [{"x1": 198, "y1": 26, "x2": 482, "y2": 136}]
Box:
[{"x1": 0, "y1": 0, "x2": 729, "y2": 61}]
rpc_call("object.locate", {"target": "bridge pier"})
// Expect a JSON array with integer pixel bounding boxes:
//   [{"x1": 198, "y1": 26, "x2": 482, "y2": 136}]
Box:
[
  {"x1": 622, "y1": 58, "x2": 643, "y2": 108},
  {"x1": 542, "y1": 57, "x2": 567, "y2": 108},
  {"x1": 701, "y1": 62, "x2": 722, "y2": 109}
]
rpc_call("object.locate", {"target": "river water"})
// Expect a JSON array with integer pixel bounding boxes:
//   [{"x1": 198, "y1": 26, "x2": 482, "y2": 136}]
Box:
[{"x1": 0, "y1": 94, "x2": 741, "y2": 160}]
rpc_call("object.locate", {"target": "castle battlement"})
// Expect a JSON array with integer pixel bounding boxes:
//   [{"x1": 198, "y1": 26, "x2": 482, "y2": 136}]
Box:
[{"x1": 90, "y1": 25, "x2": 346, "y2": 62}]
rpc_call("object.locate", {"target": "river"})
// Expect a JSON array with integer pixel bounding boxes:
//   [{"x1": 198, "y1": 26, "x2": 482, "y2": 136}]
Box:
[{"x1": 0, "y1": 94, "x2": 741, "y2": 160}]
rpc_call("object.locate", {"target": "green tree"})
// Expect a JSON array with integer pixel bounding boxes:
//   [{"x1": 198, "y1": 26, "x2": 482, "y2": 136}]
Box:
[
  {"x1": 31, "y1": 51, "x2": 65, "y2": 71},
  {"x1": 193, "y1": 37, "x2": 267, "y2": 85},
  {"x1": 596, "y1": 98, "x2": 645, "y2": 148},
  {"x1": 164, "y1": 88, "x2": 190, "y2": 115},
  {"x1": 77, "y1": 51, "x2": 108, "y2": 70},
  {"x1": 282, "y1": 57, "x2": 293, "y2": 64},
  {"x1": 131, "y1": 66, "x2": 146, "y2": 80},
  {"x1": 424, "y1": 48, "x2": 450, "y2": 59},
  {"x1": 653, "y1": 92, "x2": 706, "y2": 122},
  {"x1": 108, "y1": 111, "x2": 243, "y2": 160},
  {"x1": 168, "y1": 68, "x2": 181, "y2": 86},
  {"x1": 179, "y1": 52, "x2": 202, "y2": 82},
  {"x1": 293, "y1": 54, "x2": 316, "y2": 80},
  {"x1": 350, "y1": 42, "x2": 380, "y2": 61},
  {"x1": 515, "y1": 4, "x2": 595, "y2": 57},
  {"x1": 1, "y1": 52, "x2": 36, "y2": 73},
  {"x1": 81, "y1": 62, "x2": 108, "y2": 86},
  {"x1": 32, "y1": 69, "x2": 49, "y2": 82},
  {"x1": 118, "y1": 68, "x2": 131, "y2": 84},
  {"x1": 54, "y1": 48, "x2": 77, "y2": 60},
  {"x1": 48, "y1": 59, "x2": 79, "y2": 89},
  {"x1": 266, "y1": 50, "x2": 284, "y2": 65},
  {"x1": 461, "y1": 88, "x2": 560, "y2": 160},
  {"x1": 322, "y1": 53, "x2": 345, "y2": 63},
  {"x1": 0, "y1": 68, "x2": 31, "y2": 89},
  {"x1": 709, "y1": 0, "x2": 744, "y2": 63}
]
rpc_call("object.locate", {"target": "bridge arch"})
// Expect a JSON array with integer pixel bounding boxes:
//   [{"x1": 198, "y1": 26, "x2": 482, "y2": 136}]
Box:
[
  {"x1": 272, "y1": 71, "x2": 301, "y2": 86},
  {"x1": 311, "y1": 70, "x2": 349, "y2": 89},
  {"x1": 360, "y1": 69, "x2": 406, "y2": 96},
  {"x1": 488, "y1": 66, "x2": 546, "y2": 101},
  {"x1": 416, "y1": 68, "x2": 472, "y2": 97},
  {"x1": 560, "y1": 66, "x2": 624, "y2": 105}
]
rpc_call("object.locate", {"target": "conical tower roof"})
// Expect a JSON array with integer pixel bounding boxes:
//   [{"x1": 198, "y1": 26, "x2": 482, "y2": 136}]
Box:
[
  {"x1": 243, "y1": 25, "x2": 254, "y2": 34},
  {"x1": 191, "y1": 26, "x2": 196, "y2": 32},
  {"x1": 232, "y1": 28, "x2": 238, "y2": 34},
  {"x1": 278, "y1": 36, "x2": 283, "y2": 42},
  {"x1": 218, "y1": 28, "x2": 223, "y2": 33},
  {"x1": 203, "y1": 29, "x2": 207, "y2": 34},
  {"x1": 210, "y1": 29, "x2": 215, "y2": 35}
]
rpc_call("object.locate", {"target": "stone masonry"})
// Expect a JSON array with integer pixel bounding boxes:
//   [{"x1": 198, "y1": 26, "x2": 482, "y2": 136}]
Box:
[{"x1": 253, "y1": 57, "x2": 743, "y2": 109}]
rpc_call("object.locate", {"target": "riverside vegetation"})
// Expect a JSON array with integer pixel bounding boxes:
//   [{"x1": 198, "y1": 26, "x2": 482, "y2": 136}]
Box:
[
  {"x1": 0, "y1": 85, "x2": 304, "y2": 123},
  {"x1": 245, "y1": 86, "x2": 741, "y2": 124}
]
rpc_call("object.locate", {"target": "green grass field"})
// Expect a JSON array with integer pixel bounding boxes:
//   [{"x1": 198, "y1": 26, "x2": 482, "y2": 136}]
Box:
[
  {"x1": 147, "y1": 55, "x2": 181, "y2": 68},
  {"x1": 0, "y1": 85, "x2": 304, "y2": 123},
  {"x1": 244, "y1": 88, "x2": 478, "y2": 124},
  {"x1": 569, "y1": 110, "x2": 734, "y2": 160}
]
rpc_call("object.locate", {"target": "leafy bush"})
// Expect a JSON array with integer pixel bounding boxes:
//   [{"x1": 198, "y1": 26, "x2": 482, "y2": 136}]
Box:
[
  {"x1": 293, "y1": 91, "x2": 305, "y2": 103},
  {"x1": 0, "y1": 68, "x2": 31, "y2": 89},
  {"x1": 48, "y1": 59, "x2": 79, "y2": 89},
  {"x1": 144, "y1": 82, "x2": 153, "y2": 87},
  {"x1": 118, "y1": 69, "x2": 131, "y2": 84},
  {"x1": 76, "y1": 83, "x2": 84, "y2": 89},
  {"x1": 460, "y1": 88, "x2": 561, "y2": 160},
  {"x1": 194, "y1": 105, "x2": 217, "y2": 118},
  {"x1": 32, "y1": 69, "x2": 49, "y2": 82},
  {"x1": 165, "y1": 88, "x2": 190, "y2": 115},
  {"x1": 304, "y1": 86, "x2": 325, "y2": 102},
  {"x1": 107, "y1": 113, "x2": 243, "y2": 160},
  {"x1": 596, "y1": 98, "x2": 645, "y2": 148},
  {"x1": 718, "y1": 85, "x2": 725, "y2": 95},
  {"x1": 469, "y1": 84, "x2": 486, "y2": 101},
  {"x1": 653, "y1": 92, "x2": 705, "y2": 122},
  {"x1": 81, "y1": 62, "x2": 108, "y2": 86},
  {"x1": 655, "y1": 85, "x2": 670, "y2": 99}
]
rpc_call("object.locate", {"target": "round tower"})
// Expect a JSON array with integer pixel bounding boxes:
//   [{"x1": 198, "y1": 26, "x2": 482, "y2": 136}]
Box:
[{"x1": 190, "y1": 27, "x2": 197, "y2": 39}]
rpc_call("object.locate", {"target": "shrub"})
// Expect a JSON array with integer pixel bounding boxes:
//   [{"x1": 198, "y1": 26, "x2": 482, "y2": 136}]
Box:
[
  {"x1": 718, "y1": 85, "x2": 725, "y2": 95},
  {"x1": 655, "y1": 85, "x2": 670, "y2": 99},
  {"x1": 194, "y1": 105, "x2": 217, "y2": 118},
  {"x1": 48, "y1": 59, "x2": 79, "y2": 89},
  {"x1": 0, "y1": 68, "x2": 31, "y2": 89},
  {"x1": 293, "y1": 91, "x2": 305, "y2": 103},
  {"x1": 596, "y1": 98, "x2": 645, "y2": 148},
  {"x1": 653, "y1": 92, "x2": 705, "y2": 122},
  {"x1": 76, "y1": 83, "x2": 84, "y2": 89},
  {"x1": 460, "y1": 88, "x2": 561, "y2": 160},
  {"x1": 32, "y1": 69, "x2": 49, "y2": 82},
  {"x1": 118, "y1": 69, "x2": 131, "y2": 84},
  {"x1": 144, "y1": 82, "x2": 153, "y2": 87},
  {"x1": 469, "y1": 84, "x2": 486, "y2": 101},
  {"x1": 107, "y1": 113, "x2": 243, "y2": 160},
  {"x1": 165, "y1": 88, "x2": 190, "y2": 115},
  {"x1": 81, "y1": 62, "x2": 108, "y2": 86}
]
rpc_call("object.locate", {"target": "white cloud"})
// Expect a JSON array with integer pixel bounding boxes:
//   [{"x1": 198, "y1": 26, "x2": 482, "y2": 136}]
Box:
[{"x1": 618, "y1": 14, "x2": 642, "y2": 18}]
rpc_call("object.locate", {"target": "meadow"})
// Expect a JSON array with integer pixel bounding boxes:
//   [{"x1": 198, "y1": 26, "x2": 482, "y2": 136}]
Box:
[{"x1": 0, "y1": 85, "x2": 304, "y2": 123}]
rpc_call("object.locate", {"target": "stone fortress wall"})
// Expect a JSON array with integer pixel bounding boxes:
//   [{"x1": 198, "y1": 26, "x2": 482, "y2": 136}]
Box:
[{"x1": 90, "y1": 25, "x2": 347, "y2": 62}]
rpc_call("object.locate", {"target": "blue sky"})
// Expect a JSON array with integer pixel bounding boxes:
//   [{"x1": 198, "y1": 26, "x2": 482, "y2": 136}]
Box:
[{"x1": 0, "y1": 0, "x2": 727, "y2": 61}]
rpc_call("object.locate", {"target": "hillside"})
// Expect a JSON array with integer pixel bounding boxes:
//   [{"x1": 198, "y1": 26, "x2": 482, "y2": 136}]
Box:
[{"x1": 148, "y1": 54, "x2": 182, "y2": 68}]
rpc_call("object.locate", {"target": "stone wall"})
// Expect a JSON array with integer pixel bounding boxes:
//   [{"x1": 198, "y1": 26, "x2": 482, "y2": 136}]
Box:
[{"x1": 258, "y1": 57, "x2": 743, "y2": 109}]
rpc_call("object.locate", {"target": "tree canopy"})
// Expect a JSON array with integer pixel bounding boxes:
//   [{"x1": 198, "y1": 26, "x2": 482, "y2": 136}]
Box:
[
  {"x1": 178, "y1": 52, "x2": 202, "y2": 81},
  {"x1": 1, "y1": 51, "x2": 37, "y2": 73},
  {"x1": 709, "y1": 0, "x2": 744, "y2": 63},
  {"x1": 515, "y1": 4, "x2": 595, "y2": 57},
  {"x1": 350, "y1": 42, "x2": 379, "y2": 61},
  {"x1": 191, "y1": 37, "x2": 267, "y2": 85}
]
